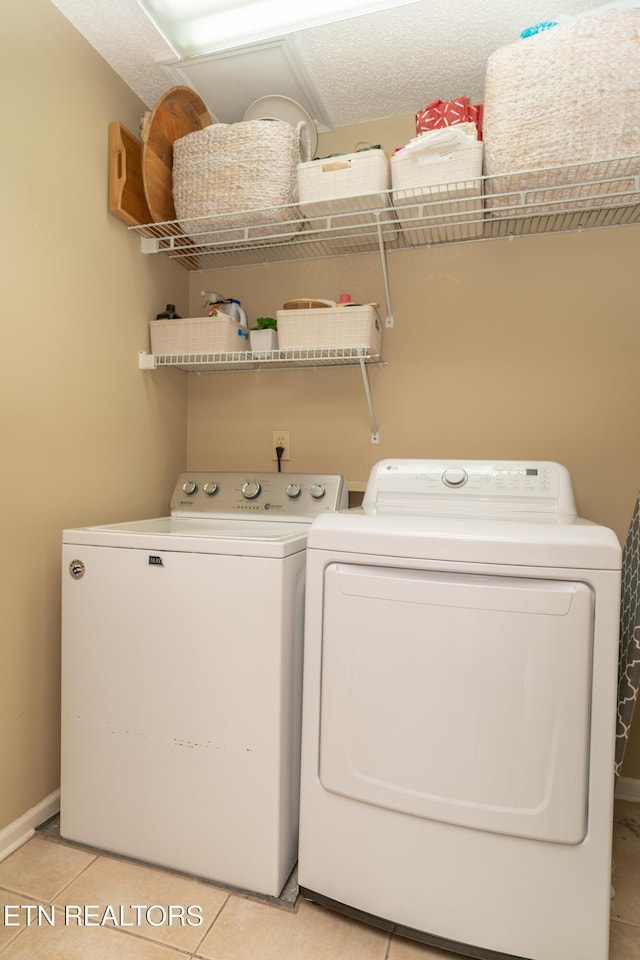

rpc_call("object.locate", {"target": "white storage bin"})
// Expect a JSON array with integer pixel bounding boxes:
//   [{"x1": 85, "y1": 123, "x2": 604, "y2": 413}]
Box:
[
  {"x1": 298, "y1": 150, "x2": 390, "y2": 209},
  {"x1": 276, "y1": 306, "x2": 382, "y2": 355},
  {"x1": 150, "y1": 315, "x2": 249, "y2": 355},
  {"x1": 391, "y1": 143, "x2": 484, "y2": 241},
  {"x1": 298, "y1": 150, "x2": 396, "y2": 247}
]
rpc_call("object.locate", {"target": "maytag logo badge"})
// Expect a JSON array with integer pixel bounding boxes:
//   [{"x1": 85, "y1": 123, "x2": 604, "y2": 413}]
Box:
[{"x1": 69, "y1": 560, "x2": 85, "y2": 580}]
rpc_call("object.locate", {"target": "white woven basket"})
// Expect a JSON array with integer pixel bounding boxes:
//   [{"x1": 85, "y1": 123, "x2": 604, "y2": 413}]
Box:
[
  {"x1": 276, "y1": 306, "x2": 382, "y2": 354},
  {"x1": 172, "y1": 120, "x2": 303, "y2": 241},
  {"x1": 150, "y1": 316, "x2": 249, "y2": 355},
  {"x1": 483, "y1": 9, "x2": 640, "y2": 213}
]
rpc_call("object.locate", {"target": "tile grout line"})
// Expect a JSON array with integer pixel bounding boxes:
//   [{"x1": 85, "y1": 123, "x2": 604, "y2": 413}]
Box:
[
  {"x1": 0, "y1": 876, "x2": 51, "y2": 955},
  {"x1": 382, "y1": 930, "x2": 392, "y2": 960},
  {"x1": 48, "y1": 848, "x2": 100, "y2": 904},
  {"x1": 90, "y1": 920, "x2": 195, "y2": 956},
  {"x1": 0, "y1": 884, "x2": 49, "y2": 902},
  {"x1": 0, "y1": 908, "x2": 32, "y2": 957},
  {"x1": 190, "y1": 891, "x2": 231, "y2": 955}
]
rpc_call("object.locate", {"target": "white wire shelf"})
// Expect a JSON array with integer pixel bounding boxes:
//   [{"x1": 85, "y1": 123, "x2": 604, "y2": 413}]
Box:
[
  {"x1": 129, "y1": 155, "x2": 640, "y2": 271},
  {"x1": 138, "y1": 347, "x2": 386, "y2": 373},
  {"x1": 138, "y1": 347, "x2": 385, "y2": 442}
]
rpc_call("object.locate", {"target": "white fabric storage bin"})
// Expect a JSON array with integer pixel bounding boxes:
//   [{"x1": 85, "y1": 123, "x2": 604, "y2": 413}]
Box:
[
  {"x1": 483, "y1": 9, "x2": 640, "y2": 214},
  {"x1": 298, "y1": 150, "x2": 396, "y2": 246},
  {"x1": 391, "y1": 143, "x2": 484, "y2": 241},
  {"x1": 150, "y1": 316, "x2": 249, "y2": 355},
  {"x1": 276, "y1": 306, "x2": 382, "y2": 355}
]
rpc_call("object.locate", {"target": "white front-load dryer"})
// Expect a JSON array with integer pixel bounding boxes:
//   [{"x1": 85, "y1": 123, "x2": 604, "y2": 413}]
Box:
[{"x1": 298, "y1": 460, "x2": 621, "y2": 960}]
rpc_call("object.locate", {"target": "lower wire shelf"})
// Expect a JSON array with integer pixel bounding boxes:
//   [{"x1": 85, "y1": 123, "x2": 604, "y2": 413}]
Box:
[
  {"x1": 138, "y1": 348, "x2": 386, "y2": 443},
  {"x1": 138, "y1": 346, "x2": 385, "y2": 372}
]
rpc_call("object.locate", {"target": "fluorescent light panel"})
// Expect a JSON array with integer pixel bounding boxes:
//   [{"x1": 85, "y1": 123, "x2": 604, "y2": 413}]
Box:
[{"x1": 136, "y1": 0, "x2": 422, "y2": 58}]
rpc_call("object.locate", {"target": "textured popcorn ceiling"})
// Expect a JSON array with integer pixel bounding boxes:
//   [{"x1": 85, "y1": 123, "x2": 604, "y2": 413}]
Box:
[{"x1": 50, "y1": 0, "x2": 598, "y2": 128}]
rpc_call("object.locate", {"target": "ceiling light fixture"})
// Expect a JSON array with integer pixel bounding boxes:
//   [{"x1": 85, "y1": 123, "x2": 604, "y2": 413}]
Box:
[{"x1": 136, "y1": 0, "x2": 422, "y2": 59}]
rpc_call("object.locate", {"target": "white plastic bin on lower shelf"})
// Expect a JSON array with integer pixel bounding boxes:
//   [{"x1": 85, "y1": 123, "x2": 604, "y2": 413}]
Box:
[
  {"x1": 391, "y1": 143, "x2": 484, "y2": 242},
  {"x1": 276, "y1": 306, "x2": 382, "y2": 356},
  {"x1": 149, "y1": 315, "x2": 249, "y2": 354}
]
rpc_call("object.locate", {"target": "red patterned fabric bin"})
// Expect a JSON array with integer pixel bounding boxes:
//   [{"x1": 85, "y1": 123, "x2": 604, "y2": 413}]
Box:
[{"x1": 416, "y1": 97, "x2": 483, "y2": 140}]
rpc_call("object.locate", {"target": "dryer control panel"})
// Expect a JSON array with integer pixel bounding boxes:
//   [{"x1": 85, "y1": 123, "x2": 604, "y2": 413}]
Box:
[
  {"x1": 362, "y1": 460, "x2": 577, "y2": 520},
  {"x1": 171, "y1": 472, "x2": 348, "y2": 521}
]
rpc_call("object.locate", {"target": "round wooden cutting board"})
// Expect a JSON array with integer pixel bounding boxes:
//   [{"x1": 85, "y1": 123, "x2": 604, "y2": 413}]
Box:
[{"x1": 142, "y1": 86, "x2": 212, "y2": 223}]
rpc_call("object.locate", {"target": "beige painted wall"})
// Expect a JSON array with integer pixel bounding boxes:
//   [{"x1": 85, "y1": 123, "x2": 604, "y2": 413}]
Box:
[
  {"x1": 187, "y1": 123, "x2": 640, "y2": 778},
  {"x1": 0, "y1": 0, "x2": 190, "y2": 831}
]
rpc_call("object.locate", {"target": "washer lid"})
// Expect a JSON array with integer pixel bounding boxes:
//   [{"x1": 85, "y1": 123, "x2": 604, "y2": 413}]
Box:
[
  {"x1": 243, "y1": 95, "x2": 317, "y2": 160},
  {"x1": 63, "y1": 516, "x2": 310, "y2": 558},
  {"x1": 306, "y1": 512, "x2": 622, "y2": 571}
]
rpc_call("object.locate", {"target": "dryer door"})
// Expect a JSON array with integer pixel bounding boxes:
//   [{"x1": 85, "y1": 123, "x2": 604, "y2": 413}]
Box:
[{"x1": 318, "y1": 563, "x2": 594, "y2": 843}]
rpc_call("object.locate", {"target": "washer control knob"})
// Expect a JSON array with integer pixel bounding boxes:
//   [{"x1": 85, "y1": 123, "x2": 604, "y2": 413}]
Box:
[
  {"x1": 286, "y1": 483, "x2": 301, "y2": 499},
  {"x1": 442, "y1": 468, "x2": 468, "y2": 488},
  {"x1": 203, "y1": 482, "x2": 219, "y2": 496},
  {"x1": 241, "y1": 480, "x2": 262, "y2": 500},
  {"x1": 182, "y1": 480, "x2": 198, "y2": 495},
  {"x1": 310, "y1": 483, "x2": 326, "y2": 500}
]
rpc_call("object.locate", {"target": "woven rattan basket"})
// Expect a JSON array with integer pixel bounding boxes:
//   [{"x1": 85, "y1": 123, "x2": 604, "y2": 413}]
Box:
[
  {"x1": 483, "y1": 9, "x2": 640, "y2": 214},
  {"x1": 173, "y1": 120, "x2": 303, "y2": 241}
]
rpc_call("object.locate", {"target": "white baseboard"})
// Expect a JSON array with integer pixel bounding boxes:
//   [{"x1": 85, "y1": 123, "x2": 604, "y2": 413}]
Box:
[
  {"x1": 616, "y1": 776, "x2": 640, "y2": 803},
  {"x1": 0, "y1": 790, "x2": 60, "y2": 862}
]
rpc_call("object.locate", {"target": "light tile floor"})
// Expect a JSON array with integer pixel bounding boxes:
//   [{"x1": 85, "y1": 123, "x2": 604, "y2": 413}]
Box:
[{"x1": 0, "y1": 801, "x2": 638, "y2": 959}]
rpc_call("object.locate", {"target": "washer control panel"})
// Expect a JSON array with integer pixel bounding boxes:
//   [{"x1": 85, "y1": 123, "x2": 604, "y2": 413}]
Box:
[
  {"x1": 171, "y1": 472, "x2": 348, "y2": 520},
  {"x1": 362, "y1": 460, "x2": 577, "y2": 519}
]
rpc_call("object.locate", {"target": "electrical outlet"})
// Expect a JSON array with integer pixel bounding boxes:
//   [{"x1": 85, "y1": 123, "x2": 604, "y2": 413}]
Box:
[{"x1": 272, "y1": 430, "x2": 291, "y2": 461}]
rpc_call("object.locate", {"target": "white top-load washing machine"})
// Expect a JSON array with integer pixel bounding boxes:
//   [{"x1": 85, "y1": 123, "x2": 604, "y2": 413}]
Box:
[
  {"x1": 298, "y1": 460, "x2": 621, "y2": 960},
  {"x1": 61, "y1": 471, "x2": 346, "y2": 898}
]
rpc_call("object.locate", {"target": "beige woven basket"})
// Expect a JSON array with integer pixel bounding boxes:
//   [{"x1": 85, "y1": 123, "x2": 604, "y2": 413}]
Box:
[
  {"x1": 483, "y1": 9, "x2": 640, "y2": 214},
  {"x1": 172, "y1": 120, "x2": 303, "y2": 241}
]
